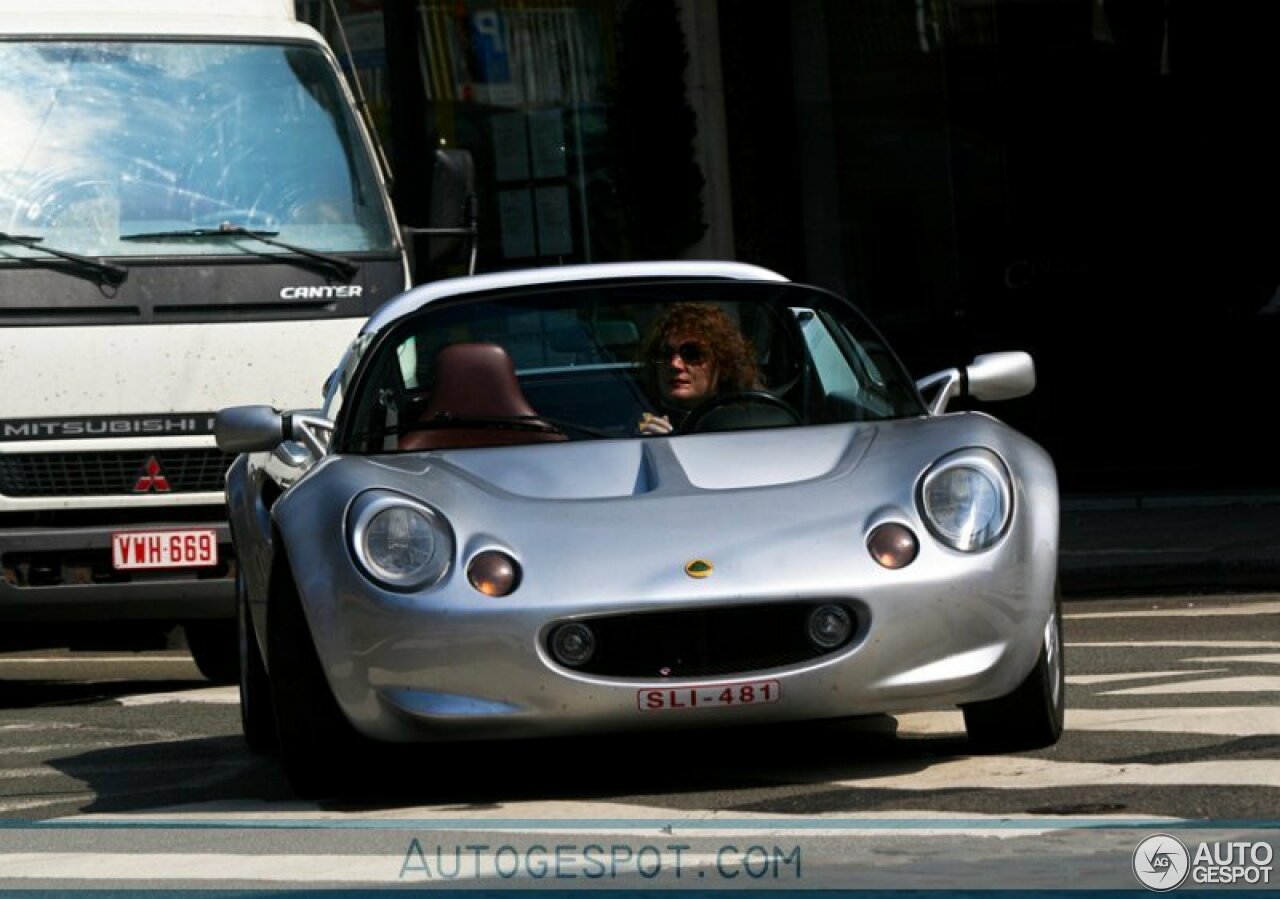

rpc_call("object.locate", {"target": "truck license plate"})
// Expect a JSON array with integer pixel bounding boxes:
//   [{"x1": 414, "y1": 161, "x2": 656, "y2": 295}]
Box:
[
  {"x1": 637, "y1": 679, "x2": 780, "y2": 711},
  {"x1": 111, "y1": 529, "x2": 219, "y2": 570}
]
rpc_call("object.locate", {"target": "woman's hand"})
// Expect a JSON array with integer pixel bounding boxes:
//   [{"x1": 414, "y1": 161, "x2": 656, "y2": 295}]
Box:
[{"x1": 638, "y1": 412, "x2": 673, "y2": 435}]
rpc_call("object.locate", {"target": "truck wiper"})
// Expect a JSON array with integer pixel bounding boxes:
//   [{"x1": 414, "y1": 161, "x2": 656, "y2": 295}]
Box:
[
  {"x1": 0, "y1": 231, "x2": 128, "y2": 287},
  {"x1": 120, "y1": 223, "x2": 359, "y2": 282}
]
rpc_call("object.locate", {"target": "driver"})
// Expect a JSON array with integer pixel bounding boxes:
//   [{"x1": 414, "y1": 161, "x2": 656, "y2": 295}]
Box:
[{"x1": 637, "y1": 302, "x2": 763, "y2": 435}]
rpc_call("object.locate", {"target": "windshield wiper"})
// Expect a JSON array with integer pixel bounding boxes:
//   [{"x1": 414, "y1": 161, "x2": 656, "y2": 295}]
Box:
[
  {"x1": 0, "y1": 231, "x2": 128, "y2": 287},
  {"x1": 120, "y1": 223, "x2": 358, "y2": 282}
]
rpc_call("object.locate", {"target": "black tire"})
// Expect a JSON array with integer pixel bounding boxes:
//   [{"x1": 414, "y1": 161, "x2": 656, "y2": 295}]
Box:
[
  {"x1": 962, "y1": 589, "x2": 1065, "y2": 752},
  {"x1": 267, "y1": 571, "x2": 366, "y2": 798},
  {"x1": 184, "y1": 620, "x2": 238, "y2": 684},
  {"x1": 238, "y1": 573, "x2": 278, "y2": 754}
]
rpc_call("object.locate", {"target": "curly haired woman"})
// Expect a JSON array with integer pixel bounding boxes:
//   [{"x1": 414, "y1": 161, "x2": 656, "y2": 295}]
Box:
[{"x1": 637, "y1": 302, "x2": 762, "y2": 434}]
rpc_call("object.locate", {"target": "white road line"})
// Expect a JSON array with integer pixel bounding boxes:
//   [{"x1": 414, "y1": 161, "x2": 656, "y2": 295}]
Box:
[
  {"x1": 0, "y1": 757, "x2": 249, "y2": 781},
  {"x1": 1101, "y1": 676, "x2": 1280, "y2": 696},
  {"x1": 1183, "y1": 653, "x2": 1280, "y2": 665},
  {"x1": 0, "y1": 853, "x2": 400, "y2": 883},
  {"x1": 895, "y1": 706, "x2": 1280, "y2": 737},
  {"x1": 0, "y1": 846, "x2": 1001, "y2": 884},
  {"x1": 54, "y1": 800, "x2": 1135, "y2": 829},
  {"x1": 1067, "y1": 601, "x2": 1280, "y2": 619},
  {"x1": 0, "y1": 741, "x2": 125, "y2": 756},
  {"x1": 837, "y1": 756, "x2": 1280, "y2": 790},
  {"x1": 0, "y1": 724, "x2": 181, "y2": 743},
  {"x1": 0, "y1": 723, "x2": 83, "y2": 733},
  {"x1": 0, "y1": 657, "x2": 195, "y2": 665},
  {"x1": 117, "y1": 686, "x2": 239, "y2": 706},
  {"x1": 0, "y1": 767, "x2": 77, "y2": 782},
  {"x1": 1068, "y1": 707, "x2": 1280, "y2": 736},
  {"x1": 1068, "y1": 641, "x2": 1280, "y2": 649},
  {"x1": 0, "y1": 794, "x2": 94, "y2": 815},
  {"x1": 126, "y1": 754, "x2": 1194, "y2": 821},
  {"x1": 1066, "y1": 670, "x2": 1226, "y2": 685}
]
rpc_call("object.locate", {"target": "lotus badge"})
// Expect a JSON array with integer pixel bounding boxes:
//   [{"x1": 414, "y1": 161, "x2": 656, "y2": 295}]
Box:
[{"x1": 684, "y1": 559, "x2": 714, "y2": 579}]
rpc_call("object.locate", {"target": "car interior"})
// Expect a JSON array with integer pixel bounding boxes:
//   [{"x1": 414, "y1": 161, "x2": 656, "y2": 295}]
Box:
[{"x1": 341, "y1": 285, "x2": 924, "y2": 455}]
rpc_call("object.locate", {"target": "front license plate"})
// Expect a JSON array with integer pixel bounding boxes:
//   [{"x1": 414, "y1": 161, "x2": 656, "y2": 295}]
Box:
[
  {"x1": 637, "y1": 679, "x2": 780, "y2": 711},
  {"x1": 111, "y1": 529, "x2": 219, "y2": 570}
]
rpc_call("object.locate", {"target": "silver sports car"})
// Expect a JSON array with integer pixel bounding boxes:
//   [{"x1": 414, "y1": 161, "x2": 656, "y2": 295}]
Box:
[{"x1": 217, "y1": 261, "x2": 1061, "y2": 796}]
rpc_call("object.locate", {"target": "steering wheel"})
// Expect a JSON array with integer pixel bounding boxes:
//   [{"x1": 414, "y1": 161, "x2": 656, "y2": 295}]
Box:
[{"x1": 680, "y1": 390, "x2": 802, "y2": 433}]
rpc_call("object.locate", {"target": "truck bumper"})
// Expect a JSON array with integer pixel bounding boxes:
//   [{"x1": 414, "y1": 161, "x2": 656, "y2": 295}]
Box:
[{"x1": 0, "y1": 521, "x2": 234, "y2": 623}]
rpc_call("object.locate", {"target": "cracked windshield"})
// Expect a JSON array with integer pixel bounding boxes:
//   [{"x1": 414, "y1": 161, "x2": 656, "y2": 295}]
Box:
[{"x1": 0, "y1": 40, "x2": 392, "y2": 259}]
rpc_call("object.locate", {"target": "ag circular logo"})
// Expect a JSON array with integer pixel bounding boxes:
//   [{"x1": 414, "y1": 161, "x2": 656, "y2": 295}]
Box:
[{"x1": 1133, "y1": 834, "x2": 1190, "y2": 891}]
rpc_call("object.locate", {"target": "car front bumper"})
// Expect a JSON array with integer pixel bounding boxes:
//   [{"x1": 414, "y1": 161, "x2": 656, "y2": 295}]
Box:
[{"x1": 298, "y1": 556, "x2": 1055, "y2": 744}]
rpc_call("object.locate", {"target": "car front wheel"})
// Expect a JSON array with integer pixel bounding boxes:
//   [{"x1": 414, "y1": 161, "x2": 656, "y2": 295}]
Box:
[
  {"x1": 238, "y1": 572, "x2": 277, "y2": 754},
  {"x1": 267, "y1": 568, "x2": 367, "y2": 798},
  {"x1": 962, "y1": 589, "x2": 1065, "y2": 752}
]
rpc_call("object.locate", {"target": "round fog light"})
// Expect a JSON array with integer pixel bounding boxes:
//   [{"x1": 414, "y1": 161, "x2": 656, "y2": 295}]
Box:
[
  {"x1": 550, "y1": 622, "x2": 597, "y2": 668},
  {"x1": 807, "y1": 604, "x2": 853, "y2": 650},
  {"x1": 467, "y1": 550, "x2": 520, "y2": 596},
  {"x1": 867, "y1": 522, "x2": 919, "y2": 569}
]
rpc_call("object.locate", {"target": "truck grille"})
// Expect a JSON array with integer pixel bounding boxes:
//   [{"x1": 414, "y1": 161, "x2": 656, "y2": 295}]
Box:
[{"x1": 0, "y1": 450, "x2": 234, "y2": 497}]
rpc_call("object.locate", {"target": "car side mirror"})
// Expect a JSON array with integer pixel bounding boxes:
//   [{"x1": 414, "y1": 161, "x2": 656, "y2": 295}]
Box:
[
  {"x1": 215, "y1": 405, "x2": 286, "y2": 453},
  {"x1": 216, "y1": 406, "x2": 334, "y2": 456},
  {"x1": 916, "y1": 351, "x2": 1036, "y2": 415},
  {"x1": 966, "y1": 351, "x2": 1035, "y2": 403}
]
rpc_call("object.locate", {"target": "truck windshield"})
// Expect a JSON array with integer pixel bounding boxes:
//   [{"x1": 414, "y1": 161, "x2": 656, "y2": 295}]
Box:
[{"x1": 0, "y1": 40, "x2": 394, "y2": 260}]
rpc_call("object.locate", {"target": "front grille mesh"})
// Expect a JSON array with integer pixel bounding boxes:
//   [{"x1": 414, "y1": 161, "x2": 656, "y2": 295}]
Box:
[{"x1": 0, "y1": 450, "x2": 234, "y2": 497}]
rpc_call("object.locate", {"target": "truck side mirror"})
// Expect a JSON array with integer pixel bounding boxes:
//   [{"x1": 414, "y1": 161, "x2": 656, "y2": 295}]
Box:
[{"x1": 402, "y1": 148, "x2": 478, "y2": 279}]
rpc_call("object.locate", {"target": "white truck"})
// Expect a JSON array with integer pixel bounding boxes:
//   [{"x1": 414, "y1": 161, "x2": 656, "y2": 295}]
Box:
[{"x1": 0, "y1": 0, "x2": 458, "y2": 677}]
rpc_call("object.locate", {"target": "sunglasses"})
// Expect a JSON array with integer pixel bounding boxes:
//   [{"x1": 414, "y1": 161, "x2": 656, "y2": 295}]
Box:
[{"x1": 651, "y1": 341, "x2": 710, "y2": 366}]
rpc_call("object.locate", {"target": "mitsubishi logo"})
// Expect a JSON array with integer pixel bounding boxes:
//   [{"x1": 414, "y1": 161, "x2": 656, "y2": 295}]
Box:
[{"x1": 132, "y1": 456, "x2": 172, "y2": 493}]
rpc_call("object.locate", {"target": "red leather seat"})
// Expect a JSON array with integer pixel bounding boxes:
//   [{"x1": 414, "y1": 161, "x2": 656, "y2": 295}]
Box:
[{"x1": 398, "y1": 342, "x2": 567, "y2": 451}]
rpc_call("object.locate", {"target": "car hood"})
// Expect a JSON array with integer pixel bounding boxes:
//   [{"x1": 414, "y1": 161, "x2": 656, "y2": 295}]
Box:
[
  {"x1": 308, "y1": 416, "x2": 1035, "y2": 507},
  {"x1": 277, "y1": 415, "x2": 1055, "y2": 605},
  {"x1": 375, "y1": 424, "x2": 876, "y2": 499}
]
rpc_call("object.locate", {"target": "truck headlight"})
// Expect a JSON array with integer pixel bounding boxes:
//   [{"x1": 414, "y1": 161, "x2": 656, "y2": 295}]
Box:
[
  {"x1": 919, "y1": 448, "x2": 1012, "y2": 552},
  {"x1": 348, "y1": 491, "x2": 452, "y2": 590}
]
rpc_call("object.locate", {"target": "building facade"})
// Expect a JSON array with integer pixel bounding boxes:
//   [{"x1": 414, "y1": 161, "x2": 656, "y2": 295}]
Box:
[{"x1": 300, "y1": 0, "x2": 1280, "y2": 494}]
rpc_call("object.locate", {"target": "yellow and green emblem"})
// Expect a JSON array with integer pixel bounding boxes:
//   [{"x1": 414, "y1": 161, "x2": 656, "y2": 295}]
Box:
[{"x1": 684, "y1": 559, "x2": 714, "y2": 579}]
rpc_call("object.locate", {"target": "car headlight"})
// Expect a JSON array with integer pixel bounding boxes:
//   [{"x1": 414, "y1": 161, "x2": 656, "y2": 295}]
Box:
[
  {"x1": 919, "y1": 448, "x2": 1012, "y2": 552},
  {"x1": 347, "y1": 491, "x2": 452, "y2": 590}
]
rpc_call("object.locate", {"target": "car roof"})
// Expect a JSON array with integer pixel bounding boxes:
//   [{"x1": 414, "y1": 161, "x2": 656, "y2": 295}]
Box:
[{"x1": 361, "y1": 261, "x2": 790, "y2": 336}]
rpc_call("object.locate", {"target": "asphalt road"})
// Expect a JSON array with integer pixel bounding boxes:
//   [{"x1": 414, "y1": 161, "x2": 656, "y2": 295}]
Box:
[{"x1": 0, "y1": 592, "x2": 1276, "y2": 890}]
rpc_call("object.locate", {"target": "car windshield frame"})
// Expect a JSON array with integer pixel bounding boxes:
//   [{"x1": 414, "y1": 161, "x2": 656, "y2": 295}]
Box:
[
  {"x1": 0, "y1": 38, "x2": 395, "y2": 261},
  {"x1": 333, "y1": 279, "x2": 927, "y2": 455}
]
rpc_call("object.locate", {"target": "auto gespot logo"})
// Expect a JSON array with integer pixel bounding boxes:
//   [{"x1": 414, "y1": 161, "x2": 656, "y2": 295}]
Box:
[{"x1": 1133, "y1": 834, "x2": 1274, "y2": 890}]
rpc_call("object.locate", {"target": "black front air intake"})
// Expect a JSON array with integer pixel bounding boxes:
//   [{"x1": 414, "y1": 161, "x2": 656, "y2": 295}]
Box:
[{"x1": 546, "y1": 602, "x2": 862, "y2": 679}]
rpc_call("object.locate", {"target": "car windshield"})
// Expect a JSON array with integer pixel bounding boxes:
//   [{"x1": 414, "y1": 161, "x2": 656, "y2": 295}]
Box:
[
  {"x1": 339, "y1": 280, "x2": 925, "y2": 454},
  {"x1": 0, "y1": 40, "x2": 394, "y2": 259}
]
